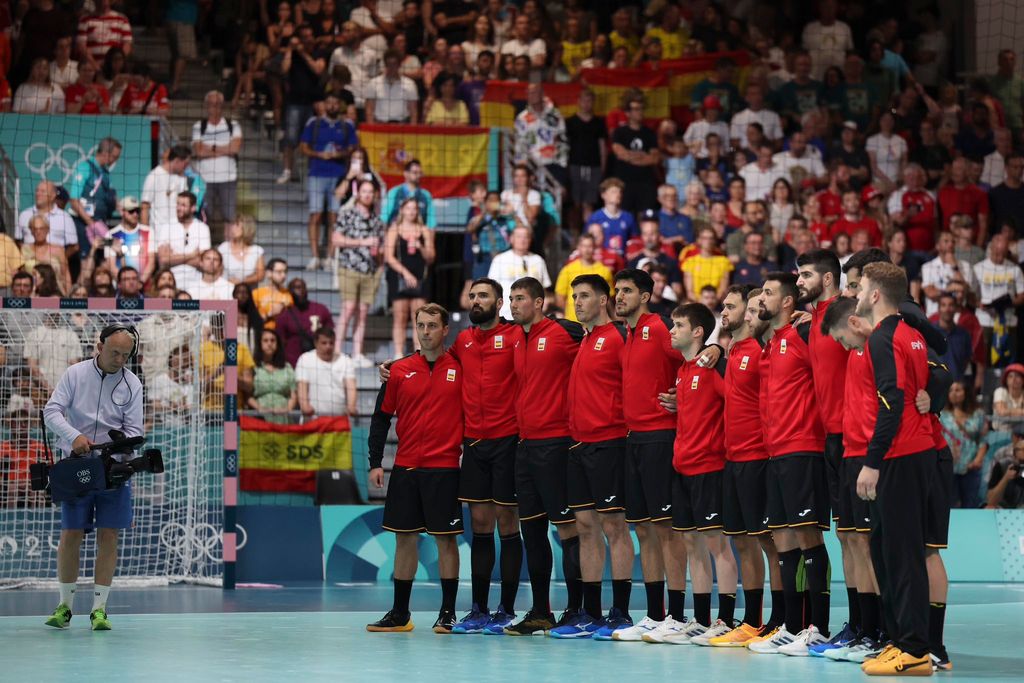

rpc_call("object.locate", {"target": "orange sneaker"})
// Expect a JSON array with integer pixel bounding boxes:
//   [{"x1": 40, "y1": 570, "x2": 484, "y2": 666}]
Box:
[
  {"x1": 863, "y1": 647, "x2": 933, "y2": 676},
  {"x1": 709, "y1": 622, "x2": 762, "y2": 647}
]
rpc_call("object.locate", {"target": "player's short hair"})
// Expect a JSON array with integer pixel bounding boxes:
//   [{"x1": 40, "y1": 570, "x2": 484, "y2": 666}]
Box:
[
  {"x1": 764, "y1": 271, "x2": 798, "y2": 306},
  {"x1": 267, "y1": 257, "x2": 288, "y2": 272},
  {"x1": 599, "y1": 177, "x2": 625, "y2": 194},
  {"x1": 470, "y1": 277, "x2": 503, "y2": 300},
  {"x1": 727, "y1": 284, "x2": 754, "y2": 300},
  {"x1": 843, "y1": 247, "x2": 890, "y2": 274},
  {"x1": 747, "y1": 287, "x2": 763, "y2": 302},
  {"x1": 168, "y1": 143, "x2": 192, "y2": 161},
  {"x1": 614, "y1": 268, "x2": 654, "y2": 296},
  {"x1": 861, "y1": 262, "x2": 907, "y2": 306},
  {"x1": 821, "y1": 295, "x2": 857, "y2": 335},
  {"x1": 416, "y1": 302, "x2": 450, "y2": 326},
  {"x1": 178, "y1": 191, "x2": 198, "y2": 207},
  {"x1": 571, "y1": 273, "x2": 611, "y2": 298},
  {"x1": 313, "y1": 327, "x2": 336, "y2": 341},
  {"x1": 672, "y1": 302, "x2": 716, "y2": 346},
  {"x1": 510, "y1": 276, "x2": 545, "y2": 302},
  {"x1": 796, "y1": 248, "x2": 841, "y2": 283}
]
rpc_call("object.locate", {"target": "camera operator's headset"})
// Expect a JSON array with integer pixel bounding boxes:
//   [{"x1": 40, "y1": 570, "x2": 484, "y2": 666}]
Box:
[{"x1": 97, "y1": 323, "x2": 140, "y2": 408}]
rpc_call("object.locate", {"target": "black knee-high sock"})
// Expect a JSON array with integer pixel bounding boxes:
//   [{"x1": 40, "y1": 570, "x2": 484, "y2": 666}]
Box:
[
  {"x1": 717, "y1": 592, "x2": 736, "y2": 624},
  {"x1": 561, "y1": 535, "x2": 582, "y2": 611},
  {"x1": 644, "y1": 581, "x2": 665, "y2": 620},
  {"x1": 499, "y1": 533, "x2": 523, "y2": 612},
  {"x1": 803, "y1": 544, "x2": 831, "y2": 636},
  {"x1": 441, "y1": 578, "x2": 458, "y2": 612},
  {"x1": 471, "y1": 533, "x2": 495, "y2": 612},
  {"x1": 393, "y1": 578, "x2": 413, "y2": 614},
  {"x1": 521, "y1": 518, "x2": 552, "y2": 614},
  {"x1": 929, "y1": 602, "x2": 947, "y2": 655},
  {"x1": 767, "y1": 589, "x2": 785, "y2": 629},
  {"x1": 612, "y1": 579, "x2": 632, "y2": 613},
  {"x1": 847, "y1": 586, "x2": 861, "y2": 631},
  {"x1": 668, "y1": 589, "x2": 685, "y2": 620},
  {"x1": 859, "y1": 592, "x2": 881, "y2": 638},
  {"x1": 694, "y1": 592, "x2": 712, "y2": 627},
  {"x1": 778, "y1": 548, "x2": 803, "y2": 634},
  {"x1": 583, "y1": 581, "x2": 602, "y2": 619},
  {"x1": 742, "y1": 588, "x2": 764, "y2": 627}
]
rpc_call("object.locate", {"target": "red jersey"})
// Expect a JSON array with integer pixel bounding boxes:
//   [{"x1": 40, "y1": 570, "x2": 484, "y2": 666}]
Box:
[
  {"x1": 897, "y1": 190, "x2": 938, "y2": 252},
  {"x1": 622, "y1": 312, "x2": 684, "y2": 432},
  {"x1": 450, "y1": 321, "x2": 519, "y2": 440},
  {"x1": 64, "y1": 83, "x2": 111, "y2": 115},
  {"x1": 514, "y1": 316, "x2": 584, "y2": 440},
  {"x1": 842, "y1": 349, "x2": 875, "y2": 458},
  {"x1": 117, "y1": 81, "x2": 169, "y2": 114},
  {"x1": 673, "y1": 355, "x2": 727, "y2": 475},
  {"x1": 724, "y1": 336, "x2": 768, "y2": 462},
  {"x1": 937, "y1": 183, "x2": 989, "y2": 231},
  {"x1": 865, "y1": 316, "x2": 935, "y2": 467},
  {"x1": 809, "y1": 296, "x2": 851, "y2": 434},
  {"x1": 569, "y1": 321, "x2": 628, "y2": 442},
  {"x1": 816, "y1": 189, "x2": 843, "y2": 220},
  {"x1": 761, "y1": 323, "x2": 826, "y2": 457},
  {"x1": 830, "y1": 216, "x2": 883, "y2": 246},
  {"x1": 376, "y1": 351, "x2": 464, "y2": 469}
]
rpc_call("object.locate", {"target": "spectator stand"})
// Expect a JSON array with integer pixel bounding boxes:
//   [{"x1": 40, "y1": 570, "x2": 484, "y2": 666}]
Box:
[{"x1": 0, "y1": 144, "x2": 17, "y2": 235}]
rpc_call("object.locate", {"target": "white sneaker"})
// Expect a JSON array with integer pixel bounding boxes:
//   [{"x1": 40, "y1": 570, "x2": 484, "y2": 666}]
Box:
[
  {"x1": 305, "y1": 257, "x2": 320, "y2": 271},
  {"x1": 689, "y1": 619, "x2": 733, "y2": 646},
  {"x1": 611, "y1": 615, "x2": 662, "y2": 642},
  {"x1": 748, "y1": 625, "x2": 798, "y2": 654},
  {"x1": 663, "y1": 619, "x2": 708, "y2": 645},
  {"x1": 352, "y1": 354, "x2": 374, "y2": 368},
  {"x1": 778, "y1": 625, "x2": 828, "y2": 657},
  {"x1": 641, "y1": 616, "x2": 686, "y2": 643},
  {"x1": 275, "y1": 168, "x2": 292, "y2": 184}
]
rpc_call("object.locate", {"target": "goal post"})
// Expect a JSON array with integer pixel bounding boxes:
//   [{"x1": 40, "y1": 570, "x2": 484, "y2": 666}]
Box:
[{"x1": 0, "y1": 296, "x2": 238, "y2": 590}]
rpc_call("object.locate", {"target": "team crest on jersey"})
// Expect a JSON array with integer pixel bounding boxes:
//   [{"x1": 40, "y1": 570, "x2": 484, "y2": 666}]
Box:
[
  {"x1": 642, "y1": 326, "x2": 650, "y2": 340},
  {"x1": 780, "y1": 339, "x2": 788, "y2": 354},
  {"x1": 594, "y1": 337, "x2": 605, "y2": 351},
  {"x1": 446, "y1": 368, "x2": 457, "y2": 382},
  {"x1": 537, "y1": 337, "x2": 547, "y2": 351},
  {"x1": 739, "y1": 355, "x2": 750, "y2": 370},
  {"x1": 690, "y1": 375, "x2": 700, "y2": 390},
  {"x1": 494, "y1": 335, "x2": 503, "y2": 349}
]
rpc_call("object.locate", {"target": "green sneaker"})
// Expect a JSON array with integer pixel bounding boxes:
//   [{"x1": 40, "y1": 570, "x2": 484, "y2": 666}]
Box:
[
  {"x1": 90, "y1": 608, "x2": 112, "y2": 631},
  {"x1": 45, "y1": 604, "x2": 72, "y2": 629}
]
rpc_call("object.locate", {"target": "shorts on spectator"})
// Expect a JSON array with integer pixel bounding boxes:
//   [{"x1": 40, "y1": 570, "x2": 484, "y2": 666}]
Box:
[
  {"x1": 569, "y1": 165, "x2": 601, "y2": 206},
  {"x1": 308, "y1": 175, "x2": 341, "y2": 214},
  {"x1": 338, "y1": 267, "x2": 380, "y2": 304},
  {"x1": 167, "y1": 21, "x2": 198, "y2": 60}
]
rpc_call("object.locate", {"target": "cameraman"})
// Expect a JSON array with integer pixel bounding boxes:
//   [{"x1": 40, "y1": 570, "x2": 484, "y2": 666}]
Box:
[
  {"x1": 987, "y1": 431, "x2": 1024, "y2": 509},
  {"x1": 41, "y1": 326, "x2": 143, "y2": 631}
]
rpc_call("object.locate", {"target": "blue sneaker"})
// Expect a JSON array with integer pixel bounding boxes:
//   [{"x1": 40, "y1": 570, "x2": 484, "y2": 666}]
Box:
[
  {"x1": 482, "y1": 606, "x2": 515, "y2": 635},
  {"x1": 451, "y1": 604, "x2": 490, "y2": 634},
  {"x1": 592, "y1": 607, "x2": 633, "y2": 641},
  {"x1": 549, "y1": 612, "x2": 604, "y2": 639},
  {"x1": 809, "y1": 622, "x2": 857, "y2": 657}
]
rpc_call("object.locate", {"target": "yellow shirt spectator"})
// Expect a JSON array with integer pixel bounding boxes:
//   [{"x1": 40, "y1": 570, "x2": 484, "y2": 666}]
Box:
[
  {"x1": 425, "y1": 99, "x2": 470, "y2": 126},
  {"x1": 0, "y1": 233, "x2": 24, "y2": 288},
  {"x1": 561, "y1": 39, "x2": 593, "y2": 78},
  {"x1": 610, "y1": 31, "x2": 641, "y2": 59},
  {"x1": 681, "y1": 254, "x2": 733, "y2": 296},
  {"x1": 554, "y1": 259, "x2": 614, "y2": 322},
  {"x1": 200, "y1": 339, "x2": 255, "y2": 410},
  {"x1": 644, "y1": 27, "x2": 690, "y2": 60}
]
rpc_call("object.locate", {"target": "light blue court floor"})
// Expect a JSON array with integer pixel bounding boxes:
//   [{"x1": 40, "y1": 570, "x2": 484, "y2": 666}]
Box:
[{"x1": 1, "y1": 582, "x2": 1023, "y2": 682}]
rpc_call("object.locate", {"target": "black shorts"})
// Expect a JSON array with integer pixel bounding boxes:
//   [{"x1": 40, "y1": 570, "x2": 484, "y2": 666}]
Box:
[
  {"x1": 459, "y1": 435, "x2": 518, "y2": 506},
  {"x1": 567, "y1": 438, "x2": 626, "y2": 513},
  {"x1": 722, "y1": 459, "x2": 769, "y2": 535},
  {"x1": 926, "y1": 447, "x2": 953, "y2": 549},
  {"x1": 824, "y1": 433, "x2": 844, "y2": 522},
  {"x1": 766, "y1": 453, "x2": 831, "y2": 530},
  {"x1": 382, "y1": 467, "x2": 464, "y2": 535},
  {"x1": 671, "y1": 470, "x2": 724, "y2": 532},
  {"x1": 625, "y1": 431, "x2": 676, "y2": 524},
  {"x1": 516, "y1": 437, "x2": 574, "y2": 525},
  {"x1": 838, "y1": 456, "x2": 872, "y2": 533}
]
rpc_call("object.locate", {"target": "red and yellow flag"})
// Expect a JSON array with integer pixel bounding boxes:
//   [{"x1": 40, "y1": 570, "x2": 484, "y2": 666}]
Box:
[
  {"x1": 661, "y1": 51, "x2": 752, "y2": 122},
  {"x1": 578, "y1": 68, "x2": 671, "y2": 121},
  {"x1": 239, "y1": 415, "x2": 353, "y2": 494},
  {"x1": 359, "y1": 123, "x2": 489, "y2": 198},
  {"x1": 480, "y1": 81, "x2": 582, "y2": 128}
]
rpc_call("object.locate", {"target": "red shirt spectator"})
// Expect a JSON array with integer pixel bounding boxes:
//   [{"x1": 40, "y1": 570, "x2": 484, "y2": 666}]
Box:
[
  {"x1": 831, "y1": 192, "x2": 884, "y2": 246},
  {"x1": 937, "y1": 158, "x2": 989, "y2": 239},
  {"x1": 76, "y1": 3, "x2": 133, "y2": 64},
  {"x1": 815, "y1": 188, "x2": 843, "y2": 222},
  {"x1": 64, "y1": 64, "x2": 111, "y2": 115},
  {"x1": 117, "y1": 76, "x2": 169, "y2": 115}
]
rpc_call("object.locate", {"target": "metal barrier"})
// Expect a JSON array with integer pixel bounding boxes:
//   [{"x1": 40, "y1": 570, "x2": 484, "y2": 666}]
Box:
[{"x1": 0, "y1": 143, "x2": 19, "y2": 235}]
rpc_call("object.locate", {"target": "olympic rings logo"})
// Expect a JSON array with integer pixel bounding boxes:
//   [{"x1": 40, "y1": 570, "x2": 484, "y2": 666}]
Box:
[{"x1": 23, "y1": 143, "x2": 97, "y2": 185}]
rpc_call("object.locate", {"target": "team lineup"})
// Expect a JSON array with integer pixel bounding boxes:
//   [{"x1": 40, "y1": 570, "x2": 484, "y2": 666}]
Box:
[{"x1": 366, "y1": 247, "x2": 952, "y2": 678}]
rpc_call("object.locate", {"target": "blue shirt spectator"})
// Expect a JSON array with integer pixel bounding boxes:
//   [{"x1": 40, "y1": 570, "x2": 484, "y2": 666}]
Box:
[
  {"x1": 659, "y1": 210, "x2": 694, "y2": 245},
  {"x1": 588, "y1": 206, "x2": 637, "y2": 255},
  {"x1": 382, "y1": 160, "x2": 436, "y2": 228},
  {"x1": 299, "y1": 113, "x2": 358, "y2": 179}
]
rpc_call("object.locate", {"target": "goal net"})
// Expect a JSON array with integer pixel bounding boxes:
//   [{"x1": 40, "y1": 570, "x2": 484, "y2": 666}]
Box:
[{"x1": 0, "y1": 299, "x2": 234, "y2": 589}]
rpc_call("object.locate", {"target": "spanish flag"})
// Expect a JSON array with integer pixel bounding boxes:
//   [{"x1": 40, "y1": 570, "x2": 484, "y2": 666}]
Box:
[
  {"x1": 662, "y1": 51, "x2": 752, "y2": 122},
  {"x1": 359, "y1": 124, "x2": 489, "y2": 198},
  {"x1": 480, "y1": 81, "x2": 583, "y2": 128},
  {"x1": 579, "y1": 68, "x2": 671, "y2": 121},
  {"x1": 240, "y1": 415, "x2": 353, "y2": 493}
]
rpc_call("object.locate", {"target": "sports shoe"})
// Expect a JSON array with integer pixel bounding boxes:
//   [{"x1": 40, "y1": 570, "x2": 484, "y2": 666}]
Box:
[
  {"x1": 366, "y1": 609, "x2": 414, "y2": 632},
  {"x1": 859, "y1": 643, "x2": 899, "y2": 667},
  {"x1": 305, "y1": 257, "x2": 320, "y2": 271},
  {"x1": 709, "y1": 622, "x2": 762, "y2": 647},
  {"x1": 745, "y1": 624, "x2": 779, "y2": 647},
  {"x1": 930, "y1": 650, "x2": 952, "y2": 672},
  {"x1": 275, "y1": 169, "x2": 292, "y2": 184},
  {"x1": 503, "y1": 609, "x2": 555, "y2": 636},
  {"x1": 549, "y1": 612, "x2": 604, "y2": 639},
  {"x1": 592, "y1": 607, "x2": 632, "y2": 640},
  {"x1": 779, "y1": 625, "x2": 829, "y2": 656},
  {"x1": 612, "y1": 615, "x2": 663, "y2": 642},
  {"x1": 89, "y1": 608, "x2": 111, "y2": 631},
  {"x1": 554, "y1": 608, "x2": 582, "y2": 629},
  {"x1": 840, "y1": 637, "x2": 886, "y2": 663},
  {"x1": 809, "y1": 621, "x2": 857, "y2": 657},
  {"x1": 690, "y1": 618, "x2": 734, "y2": 646},
  {"x1": 863, "y1": 647, "x2": 934, "y2": 676},
  {"x1": 663, "y1": 619, "x2": 708, "y2": 645},
  {"x1": 45, "y1": 604, "x2": 72, "y2": 629},
  {"x1": 433, "y1": 609, "x2": 457, "y2": 634},
  {"x1": 482, "y1": 607, "x2": 515, "y2": 635},
  {"x1": 641, "y1": 615, "x2": 687, "y2": 643},
  {"x1": 451, "y1": 604, "x2": 490, "y2": 634},
  {"x1": 748, "y1": 625, "x2": 798, "y2": 654}
]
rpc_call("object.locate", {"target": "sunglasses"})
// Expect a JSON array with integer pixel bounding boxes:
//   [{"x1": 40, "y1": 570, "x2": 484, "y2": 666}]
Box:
[{"x1": 126, "y1": 208, "x2": 141, "y2": 214}]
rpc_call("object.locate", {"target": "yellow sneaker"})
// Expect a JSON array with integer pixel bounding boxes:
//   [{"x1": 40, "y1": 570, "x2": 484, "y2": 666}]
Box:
[
  {"x1": 863, "y1": 647, "x2": 933, "y2": 676},
  {"x1": 745, "y1": 625, "x2": 779, "y2": 649},
  {"x1": 861, "y1": 643, "x2": 899, "y2": 670},
  {"x1": 709, "y1": 622, "x2": 762, "y2": 647}
]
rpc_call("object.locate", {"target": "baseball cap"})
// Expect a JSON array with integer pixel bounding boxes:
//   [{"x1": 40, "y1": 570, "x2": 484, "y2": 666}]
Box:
[
  {"x1": 1003, "y1": 363, "x2": 1024, "y2": 386},
  {"x1": 122, "y1": 196, "x2": 141, "y2": 211},
  {"x1": 842, "y1": 120, "x2": 858, "y2": 131},
  {"x1": 640, "y1": 208, "x2": 659, "y2": 222},
  {"x1": 54, "y1": 185, "x2": 70, "y2": 202},
  {"x1": 702, "y1": 95, "x2": 722, "y2": 111},
  {"x1": 861, "y1": 185, "x2": 882, "y2": 203}
]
